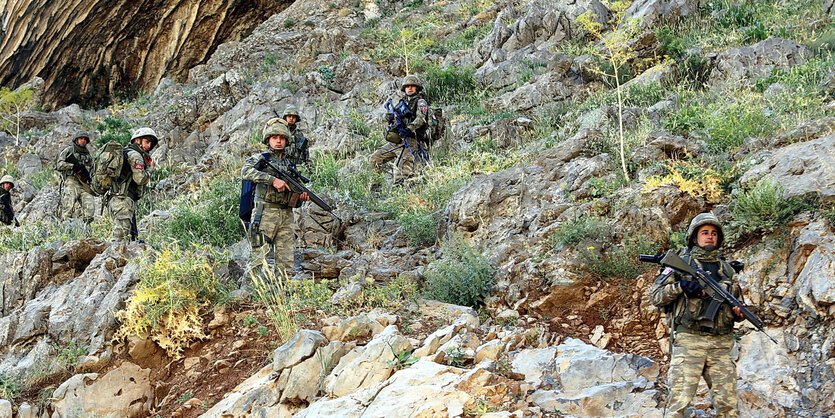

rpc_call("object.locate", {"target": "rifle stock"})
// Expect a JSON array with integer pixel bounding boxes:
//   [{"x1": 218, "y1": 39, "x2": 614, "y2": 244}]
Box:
[{"x1": 641, "y1": 250, "x2": 778, "y2": 344}]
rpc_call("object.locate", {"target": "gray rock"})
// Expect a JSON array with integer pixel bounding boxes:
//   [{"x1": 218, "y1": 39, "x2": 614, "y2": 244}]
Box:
[
  {"x1": 739, "y1": 134, "x2": 835, "y2": 202},
  {"x1": 710, "y1": 38, "x2": 812, "y2": 91},
  {"x1": 325, "y1": 325, "x2": 410, "y2": 397},
  {"x1": 0, "y1": 399, "x2": 10, "y2": 418},
  {"x1": 624, "y1": 0, "x2": 701, "y2": 29},
  {"x1": 52, "y1": 362, "x2": 153, "y2": 418},
  {"x1": 273, "y1": 329, "x2": 329, "y2": 372},
  {"x1": 16, "y1": 153, "x2": 42, "y2": 177}
]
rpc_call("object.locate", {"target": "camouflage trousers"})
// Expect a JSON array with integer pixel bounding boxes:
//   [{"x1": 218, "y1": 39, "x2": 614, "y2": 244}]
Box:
[
  {"x1": 369, "y1": 140, "x2": 415, "y2": 182},
  {"x1": 62, "y1": 177, "x2": 96, "y2": 224},
  {"x1": 666, "y1": 332, "x2": 738, "y2": 418},
  {"x1": 248, "y1": 203, "x2": 295, "y2": 282},
  {"x1": 108, "y1": 195, "x2": 136, "y2": 241}
]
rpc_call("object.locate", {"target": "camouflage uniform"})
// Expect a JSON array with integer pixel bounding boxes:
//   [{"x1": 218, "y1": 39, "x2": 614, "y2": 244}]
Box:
[
  {"x1": 651, "y1": 213, "x2": 742, "y2": 418},
  {"x1": 108, "y1": 128, "x2": 157, "y2": 241},
  {"x1": 369, "y1": 74, "x2": 430, "y2": 181},
  {"x1": 0, "y1": 175, "x2": 16, "y2": 226},
  {"x1": 283, "y1": 105, "x2": 311, "y2": 169},
  {"x1": 241, "y1": 121, "x2": 298, "y2": 279},
  {"x1": 56, "y1": 130, "x2": 96, "y2": 223}
]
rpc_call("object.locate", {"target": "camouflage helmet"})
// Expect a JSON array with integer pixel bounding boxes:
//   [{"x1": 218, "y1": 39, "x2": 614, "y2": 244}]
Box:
[
  {"x1": 401, "y1": 74, "x2": 423, "y2": 93},
  {"x1": 0, "y1": 175, "x2": 14, "y2": 189},
  {"x1": 283, "y1": 105, "x2": 301, "y2": 120},
  {"x1": 262, "y1": 118, "x2": 291, "y2": 144},
  {"x1": 130, "y1": 127, "x2": 159, "y2": 151},
  {"x1": 686, "y1": 212, "x2": 725, "y2": 248},
  {"x1": 72, "y1": 130, "x2": 91, "y2": 145}
]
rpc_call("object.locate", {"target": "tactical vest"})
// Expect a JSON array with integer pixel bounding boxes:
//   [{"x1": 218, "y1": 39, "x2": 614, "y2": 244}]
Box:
[
  {"x1": 286, "y1": 126, "x2": 309, "y2": 165},
  {"x1": 61, "y1": 145, "x2": 93, "y2": 177},
  {"x1": 673, "y1": 249, "x2": 738, "y2": 335},
  {"x1": 254, "y1": 152, "x2": 294, "y2": 208}
]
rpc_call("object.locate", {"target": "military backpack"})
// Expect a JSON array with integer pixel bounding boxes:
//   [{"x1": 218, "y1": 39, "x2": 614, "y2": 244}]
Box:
[{"x1": 91, "y1": 141, "x2": 126, "y2": 195}]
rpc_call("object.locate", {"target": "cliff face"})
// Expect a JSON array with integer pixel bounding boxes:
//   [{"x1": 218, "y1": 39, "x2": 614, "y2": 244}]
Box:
[{"x1": 0, "y1": 0, "x2": 290, "y2": 109}]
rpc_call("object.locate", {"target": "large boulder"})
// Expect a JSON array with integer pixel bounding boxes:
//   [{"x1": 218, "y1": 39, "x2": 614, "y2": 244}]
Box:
[
  {"x1": 52, "y1": 362, "x2": 154, "y2": 418},
  {"x1": 324, "y1": 325, "x2": 411, "y2": 397},
  {"x1": 739, "y1": 134, "x2": 835, "y2": 203},
  {"x1": 527, "y1": 338, "x2": 662, "y2": 416},
  {"x1": 623, "y1": 0, "x2": 701, "y2": 29},
  {"x1": 710, "y1": 38, "x2": 812, "y2": 91}
]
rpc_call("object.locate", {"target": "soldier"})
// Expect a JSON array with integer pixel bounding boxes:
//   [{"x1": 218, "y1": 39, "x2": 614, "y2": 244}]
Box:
[
  {"x1": 242, "y1": 119, "x2": 309, "y2": 279},
  {"x1": 651, "y1": 213, "x2": 745, "y2": 418},
  {"x1": 56, "y1": 130, "x2": 96, "y2": 224},
  {"x1": 108, "y1": 128, "x2": 157, "y2": 241},
  {"x1": 0, "y1": 175, "x2": 18, "y2": 227},
  {"x1": 282, "y1": 105, "x2": 310, "y2": 168},
  {"x1": 369, "y1": 74, "x2": 430, "y2": 182}
]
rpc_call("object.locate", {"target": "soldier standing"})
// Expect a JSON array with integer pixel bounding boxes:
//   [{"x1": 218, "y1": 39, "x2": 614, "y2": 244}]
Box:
[
  {"x1": 282, "y1": 105, "x2": 311, "y2": 169},
  {"x1": 651, "y1": 213, "x2": 745, "y2": 417},
  {"x1": 369, "y1": 74, "x2": 430, "y2": 182},
  {"x1": 108, "y1": 128, "x2": 157, "y2": 241},
  {"x1": 0, "y1": 175, "x2": 18, "y2": 227},
  {"x1": 56, "y1": 130, "x2": 96, "y2": 224},
  {"x1": 242, "y1": 119, "x2": 309, "y2": 279}
]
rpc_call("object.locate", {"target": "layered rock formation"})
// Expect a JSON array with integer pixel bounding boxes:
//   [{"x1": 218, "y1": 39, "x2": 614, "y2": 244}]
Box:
[{"x1": 0, "y1": 0, "x2": 290, "y2": 109}]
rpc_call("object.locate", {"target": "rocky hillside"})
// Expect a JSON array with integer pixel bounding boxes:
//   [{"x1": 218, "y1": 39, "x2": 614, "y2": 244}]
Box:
[{"x1": 0, "y1": 0, "x2": 834, "y2": 416}]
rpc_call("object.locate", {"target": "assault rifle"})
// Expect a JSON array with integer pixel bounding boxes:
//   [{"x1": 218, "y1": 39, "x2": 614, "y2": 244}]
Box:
[
  {"x1": 383, "y1": 98, "x2": 431, "y2": 165},
  {"x1": 260, "y1": 159, "x2": 342, "y2": 223},
  {"x1": 65, "y1": 154, "x2": 92, "y2": 185},
  {"x1": 640, "y1": 250, "x2": 778, "y2": 344}
]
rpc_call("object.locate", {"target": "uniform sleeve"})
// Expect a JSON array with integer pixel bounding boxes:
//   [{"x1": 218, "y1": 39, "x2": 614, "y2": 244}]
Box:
[
  {"x1": 407, "y1": 99, "x2": 429, "y2": 132},
  {"x1": 56, "y1": 146, "x2": 74, "y2": 171},
  {"x1": 241, "y1": 154, "x2": 275, "y2": 184},
  {"x1": 650, "y1": 271, "x2": 684, "y2": 308},
  {"x1": 126, "y1": 150, "x2": 150, "y2": 186}
]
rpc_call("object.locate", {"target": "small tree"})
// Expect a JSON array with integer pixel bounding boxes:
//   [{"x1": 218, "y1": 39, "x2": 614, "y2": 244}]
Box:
[
  {"x1": 577, "y1": 2, "x2": 643, "y2": 181},
  {"x1": 0, "y1": 86, "x2": 35, "y2": 146}
]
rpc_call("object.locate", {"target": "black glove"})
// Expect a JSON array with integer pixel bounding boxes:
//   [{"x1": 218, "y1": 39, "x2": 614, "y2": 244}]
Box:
[
  {"x1": 680, "y1": 280, "x2": 704, "y2": 298},
  {"x1": 386, "y1": 113, "x2": 394, "y2": 123},
  {"x1": 72, "y1": 163, "x2": 83, "y2": 173},
  {"x1": 14, "y1": 219, "x2": 19, "y2": 227}
]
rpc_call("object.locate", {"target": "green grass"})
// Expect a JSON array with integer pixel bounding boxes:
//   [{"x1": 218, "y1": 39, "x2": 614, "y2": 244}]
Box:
[{"x1": 728, "y1": 178, "x2": 812, "y2": 240}]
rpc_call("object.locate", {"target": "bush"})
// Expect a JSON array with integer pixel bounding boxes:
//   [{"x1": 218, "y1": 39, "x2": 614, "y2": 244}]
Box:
[
  {"x1": 115, "y1": 244, "x2": 233, "y2": 359},
  {"x1": 159, "y1": 176, "x2": 243, "y2": 248},
  {"x1": 423, "y1": 237, "x2": 495, "y2": 307},
  {"x1": 95, "y1": 117, "x2": 132, "y2": 147},
  {"x1": 580, "y1": 236, "x2": 660, "y2": 280},
  {"x1": 398, "y1": 211, "x2": 436, "y2": 247},
  {"x1": 547, "y1": 216, "x2": 606, "y2": 249},
  {"x1": 728, "y1": 178, "x2": 810, "y2": 238},
  {"x1": 423, "y1": 65, "x2": 478, "y2": 105}
]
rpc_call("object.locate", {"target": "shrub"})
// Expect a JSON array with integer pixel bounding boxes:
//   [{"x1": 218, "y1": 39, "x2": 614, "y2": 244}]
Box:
[
  {"x1": 656, "y1": 27, "x2": 686, "y2": 60},
  {"x1": 318, "y1": 65, "x2": 336, "y2": 82},
  {"x1": 348, "y1": 109, "x2": 371, "y2": 136},
  {"x1": 398, "y1": 211, "x2": 436, "y2": 247},
  {"x1": 580, "y1": 236, "x2": 660, "y2": 280},
  {"x1": 284, "y1": 18, "x2": 295, "y2": 28},
  {"x1": 728, "y1": 178, "x2": 810, "y2": 239},
  {"x1": 115, "y1": 244, "x2": 233, "y2": 359},
  {"x1": 160, "y1": 176, "x2": 244, "y2": 248},
  {"x1": 423, "y1": 237, "x2": 495, "y2": 307},
  {"x1": 95, "y1": 117, "x2": 132, "y2": 147},
  {"x1": 547, "y1": 216, "x2": 606, "y2": 249},
  {"x1": 423, "y1": 65, "x2": 478, "y2": 105}
]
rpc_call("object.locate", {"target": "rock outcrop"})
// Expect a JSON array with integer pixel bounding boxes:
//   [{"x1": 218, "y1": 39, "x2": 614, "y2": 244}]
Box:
[{"x1": 0, "y1": 0, "x2": 290, "y2": 108}]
